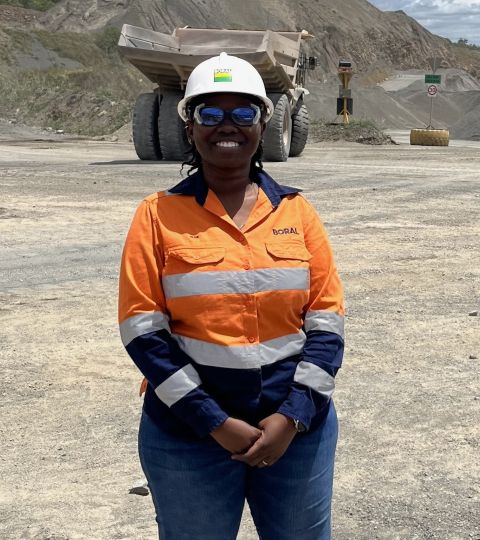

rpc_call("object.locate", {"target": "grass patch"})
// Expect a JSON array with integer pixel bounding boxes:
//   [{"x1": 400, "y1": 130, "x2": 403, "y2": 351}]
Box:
[
  {"x1": 94, "y1": 26, "x2": 122, "y2": 56},
  {"x1": 451, "y1": 43, "x2": 480, "y2": 79},
  {"x1": 0, "y1": 27, "x2": 34, "y2": 63},
  {"x1": 0, "y1": 66, "x2": 142, "y2": 135},
  {"x1": 0, "y1": 26, "x2": 152, "y2": 135},
  {"x1": 34, "y1": 29, "x2": 113, "y2": 66},
  {"x1": 0, "y1": 0, "x2": 61, "y2": 10}
]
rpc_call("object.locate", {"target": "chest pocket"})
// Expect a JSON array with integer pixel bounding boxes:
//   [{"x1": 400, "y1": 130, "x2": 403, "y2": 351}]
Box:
[
  {"x1": 163, "y1": 246, "x2": 225, "y2": 300},
  {"x1": 167, "y1": 246, "x2": 225, "y2": 266},
  {"x1": 265, "y1": 241, "x2": 311, "y2": 262}
]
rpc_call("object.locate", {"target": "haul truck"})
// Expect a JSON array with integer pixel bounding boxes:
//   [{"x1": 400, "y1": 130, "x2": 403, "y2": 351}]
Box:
[{"x1": 118, "y1": 26, "x2": 317, "y2": 161}]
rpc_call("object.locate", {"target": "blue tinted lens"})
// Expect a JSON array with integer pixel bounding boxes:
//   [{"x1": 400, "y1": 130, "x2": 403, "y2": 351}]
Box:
[
  {"x1": 195, "y1": 105, "x2": 259, "y2": 126},
  {"x1": 199, "y1": 107, "x2": 224, "y2": 126},
  {"x1": 231, "y1": 107, "x2": 257, "y2": 125}
]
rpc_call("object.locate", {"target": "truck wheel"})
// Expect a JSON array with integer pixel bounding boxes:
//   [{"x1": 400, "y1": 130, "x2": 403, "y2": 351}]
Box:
[
  {"x1": 289, "y1": 103, "x2": 309, "y2": 157},
  {"x1": 132, "y1": 93, "x2": 162, "y2": 160},
  {"x1": 158, "y1": 91, "x2": 191, "y2": 161},
  {"x1": 410, "y1": 129, "x2": 449, "y2": 146},
  {"x1": 264, "y1": 93, "x2": 292, "y2": 162}
]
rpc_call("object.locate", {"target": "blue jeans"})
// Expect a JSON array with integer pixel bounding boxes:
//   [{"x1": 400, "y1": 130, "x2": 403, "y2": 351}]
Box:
[{"x1": 138, "y1": 402, "x2": 338, "y2": 540}]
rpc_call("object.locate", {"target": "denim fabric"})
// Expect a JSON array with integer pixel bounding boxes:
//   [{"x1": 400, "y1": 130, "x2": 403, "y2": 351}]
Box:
[{"x1": 138, "y1": 401, "x2": 338, "y2": 540}]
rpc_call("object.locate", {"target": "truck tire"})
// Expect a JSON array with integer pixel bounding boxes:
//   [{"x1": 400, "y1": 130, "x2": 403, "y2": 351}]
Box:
[
  {"x1": 289, "y1": 103, "x2": 309, "y2": 157},
  {"x1": 158, "y1": 91, "x2": 191, "y2": 161},
  {"x1": 410, "y1": 129, "x2": 449, "y2": 146},
  {"x1": 263, "y1": 93, "x2": 292, "y2": 162},
  {"x1": 132, "y1": 93, "x2": 162, "y2": 160}
]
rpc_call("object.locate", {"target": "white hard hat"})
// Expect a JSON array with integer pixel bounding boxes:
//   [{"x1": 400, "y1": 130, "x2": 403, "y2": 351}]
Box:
[{"x1": 177, "y1": 52, "x2": 274, "y2": 122}]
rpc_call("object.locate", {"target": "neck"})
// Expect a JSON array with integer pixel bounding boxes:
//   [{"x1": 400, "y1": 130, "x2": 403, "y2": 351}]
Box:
[{"x1": 202, "y1": 162, "x2": 252, "y2": 196}]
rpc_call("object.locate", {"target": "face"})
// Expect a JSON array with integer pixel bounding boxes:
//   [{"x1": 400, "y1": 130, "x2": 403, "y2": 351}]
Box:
[{"x1": 186, "y1": 93, "x2": 265, "y2": 172}]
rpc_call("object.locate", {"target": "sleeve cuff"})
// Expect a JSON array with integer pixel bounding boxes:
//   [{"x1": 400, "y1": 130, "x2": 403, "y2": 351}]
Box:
[
  {"x1": 277, "y1": 387, "x2": 318, "y2": 431},
  {"x1": 171, "y1": 395, "x2": 229, "y2": 438}
]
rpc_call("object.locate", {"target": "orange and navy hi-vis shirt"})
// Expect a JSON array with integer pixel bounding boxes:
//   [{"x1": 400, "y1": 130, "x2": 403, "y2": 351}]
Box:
[{"x1": 118, "y1": 170, "x2": 344, "y2": 438}]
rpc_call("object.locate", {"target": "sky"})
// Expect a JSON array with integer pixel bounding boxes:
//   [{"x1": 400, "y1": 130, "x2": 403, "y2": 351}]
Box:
[{"x1": 368, "y1": 0, "x2": 480, "y2": 45}]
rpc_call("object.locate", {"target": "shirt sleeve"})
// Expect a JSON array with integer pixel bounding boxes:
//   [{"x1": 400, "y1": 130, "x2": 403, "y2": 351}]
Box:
[
  {"x1": 278, "y1": 197, "x2": 344, "y2": 430},
  {"x1": 118, "y1": 198, "x2": 228, "y2": 438}
]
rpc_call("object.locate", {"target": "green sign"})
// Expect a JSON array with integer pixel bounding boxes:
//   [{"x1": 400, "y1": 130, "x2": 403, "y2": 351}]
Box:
[{"x1": 425, "y1": 74, "x2": 441, "y2": 84}]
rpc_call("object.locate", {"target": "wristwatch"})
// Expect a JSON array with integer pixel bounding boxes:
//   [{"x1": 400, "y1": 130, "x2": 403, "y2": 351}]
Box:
[{"x1": 293, "y1": 418, "x2": 307, "y2": 433}]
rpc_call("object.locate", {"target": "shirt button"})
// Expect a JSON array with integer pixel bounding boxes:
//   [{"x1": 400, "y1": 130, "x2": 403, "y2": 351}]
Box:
[{"x1": 248, "y1": 336, "x2": 255, "y2": 343}]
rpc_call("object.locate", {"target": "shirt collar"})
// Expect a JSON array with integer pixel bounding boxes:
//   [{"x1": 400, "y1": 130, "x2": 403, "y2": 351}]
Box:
[
  {"x1": 168, "y1": 168, "x2": 301, "y2": 208},
  {"x1": 167, "y1": 170, "x2": 208, "y2": 204},
  {"x1": 253, "y1": 170, "x2": 301, "y2": 208}
]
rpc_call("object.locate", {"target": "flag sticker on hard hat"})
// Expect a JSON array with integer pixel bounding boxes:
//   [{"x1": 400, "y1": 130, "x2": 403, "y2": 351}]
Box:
[{"x1": 214, "y1": 69, "x2": 232, "y2": 82}]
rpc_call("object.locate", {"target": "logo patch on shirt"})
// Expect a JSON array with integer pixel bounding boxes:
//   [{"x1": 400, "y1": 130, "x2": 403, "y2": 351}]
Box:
[{"x1": 272, "y1": 227, "x2": 299, "y2": 235}]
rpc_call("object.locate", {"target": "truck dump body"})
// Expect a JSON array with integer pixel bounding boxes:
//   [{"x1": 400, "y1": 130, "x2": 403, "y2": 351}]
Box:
[
  {"x1": 118, "y1": 26, "x2": 310, "y2": 94},
  {"x1": 120, "y1": 25, "x2": 314, "y2": 162}
]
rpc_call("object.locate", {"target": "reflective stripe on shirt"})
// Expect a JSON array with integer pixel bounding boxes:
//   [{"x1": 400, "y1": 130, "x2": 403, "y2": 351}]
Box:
[
  {"x1": 304, "y1": 310, "x2": 344, "y2": 339},
  {"x1": 162, "y1": 267, "x2": 309, "y2": 299},
  {"x1": 294, "y1": 360, "x2": 336, "y2": 398},
  {"x1": 119, "y1": 311, "x2": 170, "y2": 346},
  {"x1": 155, "y1": 364, "x2": 202, "y2": 407},
  {"x1": 172, "y1": 331, "x2": 307, "y2": 369}
]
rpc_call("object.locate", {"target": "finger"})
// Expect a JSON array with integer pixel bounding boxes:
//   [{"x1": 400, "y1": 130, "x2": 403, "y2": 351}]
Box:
[
  {"x1": 231, "y1": 449, "x2": 256, "y2": 462},
  {"x1": 232, "y1": 436, "x2": 265, "y2": 460},
  {"x1": 236, "y1": 455, "x2": 269, "y2": 467},
  {"x1": 256, "y1": 457, "x2": 271, "y2": 468},
  {"x1": 231, "y1": 449, "x2": 262, "y2": 464},
  {"x1": 232, "y1": 447, "x2": 266, "y2": 466}
]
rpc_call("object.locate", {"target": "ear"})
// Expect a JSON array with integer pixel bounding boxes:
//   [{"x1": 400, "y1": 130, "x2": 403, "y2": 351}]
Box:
[
  {"x1": 185, "y1": 121, "x2": 193, "y2": 144},
  {"x1": 260, "y1": 122, "x2": 267, "y2": 136}
]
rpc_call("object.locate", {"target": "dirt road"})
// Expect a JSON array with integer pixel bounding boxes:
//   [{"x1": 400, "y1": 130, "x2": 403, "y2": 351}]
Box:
[{"x1": 1, "y1": 134, "x2": 479, "y2": 540}]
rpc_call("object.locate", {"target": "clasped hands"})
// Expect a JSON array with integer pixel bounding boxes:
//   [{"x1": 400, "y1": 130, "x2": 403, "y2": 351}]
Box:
[{"x1": 210, "y1": 413, "x2": 297, "y2": 468}]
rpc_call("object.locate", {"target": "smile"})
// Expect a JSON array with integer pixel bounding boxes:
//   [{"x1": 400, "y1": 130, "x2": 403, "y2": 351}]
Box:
[{"x1": 216, "y1": 141, "x2": 240, "y2": 148}]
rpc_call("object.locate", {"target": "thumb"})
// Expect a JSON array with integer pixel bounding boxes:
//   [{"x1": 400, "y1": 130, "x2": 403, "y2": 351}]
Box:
[{"x1": 258, "y1": 417, "x2": 269, "y2": 430}]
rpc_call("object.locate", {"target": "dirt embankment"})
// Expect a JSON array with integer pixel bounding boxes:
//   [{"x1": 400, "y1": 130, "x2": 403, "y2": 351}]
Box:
[
  {"x1": 1, "y1": 0, "x2": 480, "y2": 138},
  {"x1": 0, "y1": 7, "x2": 151, "y2": 136},
  {"x1": 309, "y1": 120, "x2": 395, "y2": 145}
]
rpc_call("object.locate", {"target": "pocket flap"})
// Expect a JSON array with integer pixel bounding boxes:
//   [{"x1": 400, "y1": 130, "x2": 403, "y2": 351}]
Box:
[
  {"x1": 168, "y1": 246, "x2": 225, "y2": 265},
  {"x1": 265, "y1": 241, "x2": 311, "y2": 261}
]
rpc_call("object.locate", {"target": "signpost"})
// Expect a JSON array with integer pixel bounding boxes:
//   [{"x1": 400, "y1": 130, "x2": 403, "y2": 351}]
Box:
[
  {"x1": 425, "y1": 71, "x2": 441, "y2": 128},
  {"x1": 410, "y1": 57, "x2": 449, "y2": 146}
]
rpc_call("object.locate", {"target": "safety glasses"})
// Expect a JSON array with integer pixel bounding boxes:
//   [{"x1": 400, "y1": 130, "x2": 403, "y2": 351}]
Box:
[{"x1": 193, "y1": 103, "x2": 261, "y2": 127}]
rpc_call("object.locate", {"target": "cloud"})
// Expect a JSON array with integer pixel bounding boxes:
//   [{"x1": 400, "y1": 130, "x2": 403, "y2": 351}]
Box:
[{"x1": 369, "y1": 0, "x2": 480, "y2": 44}]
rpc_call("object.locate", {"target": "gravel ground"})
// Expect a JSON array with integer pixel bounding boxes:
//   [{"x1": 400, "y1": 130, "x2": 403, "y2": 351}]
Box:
[{"x1": 0, "y1": 132, "x2": 479, "y2": 540}]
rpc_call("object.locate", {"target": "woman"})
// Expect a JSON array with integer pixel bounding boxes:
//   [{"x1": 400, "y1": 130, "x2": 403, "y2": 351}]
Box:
[{"x1": 118, "y1": 52, "x2": 344, "y2": 540}]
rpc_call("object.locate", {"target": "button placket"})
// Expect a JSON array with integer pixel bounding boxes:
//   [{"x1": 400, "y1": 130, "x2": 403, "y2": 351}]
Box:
[{"x1": 237, "y1": 232, "x2": 260, "y2": 347}]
